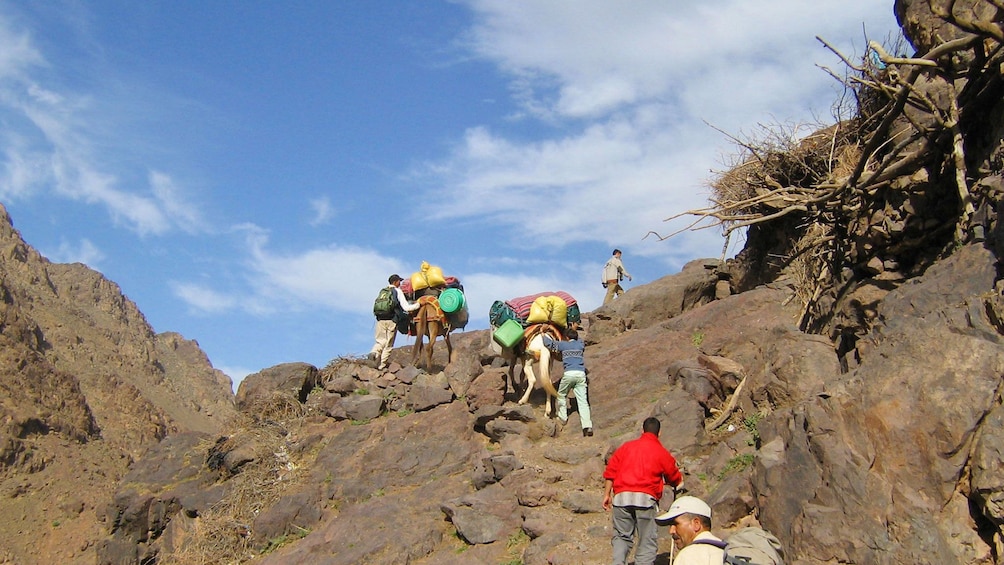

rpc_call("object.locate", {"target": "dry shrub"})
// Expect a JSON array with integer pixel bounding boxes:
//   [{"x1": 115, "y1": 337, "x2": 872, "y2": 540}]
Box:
[
  {"x1": 711, "y1": 158, "x2": 763, "y2": 211},
  {"x1": 709, "y1": 121, "x2": 855, "y2": 226},
  {"x1": 168, "y1": 399, "x2": 304, "y2": 564},
  {"x1": 787, "y1": 223, "x2": 835, "y2": 309},
  {"x1": 248, "y1": 392, "x2": 306, "y2": 423}
]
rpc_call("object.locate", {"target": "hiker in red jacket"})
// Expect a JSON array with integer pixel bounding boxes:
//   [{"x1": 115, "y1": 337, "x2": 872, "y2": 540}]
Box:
[{"x1": 602, "y1": 417, "x2": 683, "y2": 565}]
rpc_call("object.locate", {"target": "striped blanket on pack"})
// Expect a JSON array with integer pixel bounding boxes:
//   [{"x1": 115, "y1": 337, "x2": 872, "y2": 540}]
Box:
[
  {"x1": 490, "y1": 291, "x2": 580, "y2": 328},
  {"x1": 506, "y1": 291, "x2": 577, "y2": 318}
]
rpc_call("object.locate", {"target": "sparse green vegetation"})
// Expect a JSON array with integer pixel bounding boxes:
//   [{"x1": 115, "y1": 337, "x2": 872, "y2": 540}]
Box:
[
  {"x1": 691, "y1": 331, "x2": 705, "y2": 346},
  {"x1": 717, "y1": 453, "x2": 755, "y2": 480},
  {"x1": 354, "y1": 388, "x2": 369, "y2": 395},
  {"x1": 260, "y1": 526, "x2": 310, "y2": 555},
  {"x1": 350, "y1": 418, "x2": 371, "y2": 426},
  {"x1": 502, "y1": 529, "x2": 529, "y2": 565},
  {"x1": 396, "y1": 408, "x2": 414, "y2": 417},
  {"x1": 742, "y1": 412, "x2": 764, "y2": 447},
  {"x1": 507, "y1": 530, "x2": 529, "y2": 548}
]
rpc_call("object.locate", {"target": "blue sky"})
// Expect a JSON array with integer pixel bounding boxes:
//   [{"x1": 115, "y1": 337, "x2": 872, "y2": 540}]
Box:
[{"x1": 0, "y1": 1, "x2": 901, "y2": 389}]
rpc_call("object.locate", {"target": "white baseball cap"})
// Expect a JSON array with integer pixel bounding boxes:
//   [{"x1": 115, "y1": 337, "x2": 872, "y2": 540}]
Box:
[{"x1": 655, "y1": 496, "x2": 712, "y2": 525}]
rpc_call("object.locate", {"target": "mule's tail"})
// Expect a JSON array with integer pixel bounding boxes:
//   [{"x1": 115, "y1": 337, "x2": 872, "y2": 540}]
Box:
[{"x1": 539, "y1": 347, "x2": 559, "y2": 397}]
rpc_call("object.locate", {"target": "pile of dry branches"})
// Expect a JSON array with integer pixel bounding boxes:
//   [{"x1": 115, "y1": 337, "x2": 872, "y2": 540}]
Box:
[
  {"x1": 168, "y1": 394, "x2": 306, "y2": 564},
  {"x1": 654, "y1": 0, "x2": 1004, "y2": 345}
]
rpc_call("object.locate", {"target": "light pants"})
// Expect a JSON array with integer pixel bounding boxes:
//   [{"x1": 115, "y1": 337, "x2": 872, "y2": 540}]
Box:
[
  {"x1": 370, "y1": 319, "x2": 397, "y2": 369},
  {"x1": 603, "y1": 281, "x2": 624, "y2": 305},
  {"x1": 557, "y1": 370, "x2": 592, "y2": 429},
  {"x1": 611, "y1": 504, "x2": 658, "y2": 565}
]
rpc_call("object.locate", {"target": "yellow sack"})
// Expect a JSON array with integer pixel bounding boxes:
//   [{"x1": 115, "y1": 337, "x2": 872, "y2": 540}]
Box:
[
  {"x1": 527, "y1": 295, "x2": 568, "y2": 328},
  {"x1": 410, "y1": 261, "x2": 446, "y2": 291}
]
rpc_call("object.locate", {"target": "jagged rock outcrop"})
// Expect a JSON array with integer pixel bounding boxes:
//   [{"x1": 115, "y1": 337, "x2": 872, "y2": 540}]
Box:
[{"x1": 0, "y1": 203, "x2": 237, "y2": 565}]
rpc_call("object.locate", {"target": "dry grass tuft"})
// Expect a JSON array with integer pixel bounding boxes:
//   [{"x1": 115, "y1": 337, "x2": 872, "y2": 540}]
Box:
[{"x1": 168, "y1": 401, "x2": 305, "y2": 564}]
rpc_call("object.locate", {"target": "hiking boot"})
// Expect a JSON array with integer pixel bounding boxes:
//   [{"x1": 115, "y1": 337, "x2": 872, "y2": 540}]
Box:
[{"x1": 582, "y1": 428, "x2": 593, "y2": 437}]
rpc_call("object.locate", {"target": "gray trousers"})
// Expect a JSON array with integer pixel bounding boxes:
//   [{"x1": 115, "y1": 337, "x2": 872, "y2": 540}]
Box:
[{"x1": 611, "y1": 505, "x2": 658, "y2": 565}]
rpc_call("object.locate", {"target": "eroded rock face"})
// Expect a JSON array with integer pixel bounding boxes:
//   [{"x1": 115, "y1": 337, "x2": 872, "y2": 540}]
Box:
[
  {"x1": 236, "y1": 362, "x2": 319, "y2": 410},
  {"x1": 753, "y1": 244, "x2": 1004, "y2": 563},
  {"x1": 0, "y1": 203, "x2": 237, "y2": 565},
  {"x1": 894, "y1": 0, "x2": 999, "y2": 55}
]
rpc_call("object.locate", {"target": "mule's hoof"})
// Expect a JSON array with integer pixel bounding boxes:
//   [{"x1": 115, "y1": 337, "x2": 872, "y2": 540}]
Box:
[{"x1": 583, "y1": 428, "x2": 593, "y2": 437}]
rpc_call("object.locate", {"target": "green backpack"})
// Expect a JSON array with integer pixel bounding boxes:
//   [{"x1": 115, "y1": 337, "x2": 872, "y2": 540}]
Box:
[
  {"x1": 693, "y1": 527, "x2": 785, "y2": 564},
  {"x1": 373, "y1": 287, "x2": 398, "y2": 316}
]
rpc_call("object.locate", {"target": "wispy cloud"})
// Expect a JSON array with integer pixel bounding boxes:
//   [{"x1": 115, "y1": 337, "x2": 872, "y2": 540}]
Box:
[
  {"x1": 308, "y1": 195, "x2": 335, "y2": 226},
  {"x1": 0, "y1": 7, "x2": 206, "y2": 237},
  {"x1": 45, "y1": 238, "x2": 105, "y2": 268},
  {"x1": 433, "y1": 0, "x2": 897, "y2": 263},
  {"x1": 150, "y1": 171, "x2": 206, "y2": 234},
  {"x1": 198, "y1": 224, "x2": 408, "y2": 316},
  {"x1": 170, "y1": 281, "x2": 238, "y2": 314}
]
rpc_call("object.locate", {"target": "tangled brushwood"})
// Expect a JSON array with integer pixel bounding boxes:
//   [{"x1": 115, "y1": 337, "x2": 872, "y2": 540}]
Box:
[
  {"x1": 652, "y1": 0, "x2": 1004, "y2": 365},
  {"x1": 169, "y1": 395, "x2": 305, "y2": 564}
]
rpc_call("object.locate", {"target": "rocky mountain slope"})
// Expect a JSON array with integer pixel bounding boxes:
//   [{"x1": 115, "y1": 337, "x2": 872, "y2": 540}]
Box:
[
  {"x1": 0, "y1": 203, "x2": 236, "y2": 564},
  {"x1": 4, "y1": 1, "x2": 1004, "y2": 564}
]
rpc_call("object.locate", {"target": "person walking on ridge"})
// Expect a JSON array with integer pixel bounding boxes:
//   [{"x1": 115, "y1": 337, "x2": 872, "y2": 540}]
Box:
[
  {"x1": 602, "y1": 248, "x2": 632, "y2": 305},
  {"x1": 602, "y1": 417, "x2": 684, "y2": 565},
  {"x1": 542, "y1": 327, "x2": 593, "y2": 437},
  {"x1": 369, "y1": 274, "x2": 419, "y2": 371}
]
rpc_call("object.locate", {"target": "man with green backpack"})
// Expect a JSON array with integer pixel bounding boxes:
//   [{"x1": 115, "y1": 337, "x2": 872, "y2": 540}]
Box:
[{"x1": 368, "y1": 274, "x2": 419, "y2": 371}]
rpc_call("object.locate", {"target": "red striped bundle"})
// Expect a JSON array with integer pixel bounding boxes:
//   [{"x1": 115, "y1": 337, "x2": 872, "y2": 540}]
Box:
[{"x1": 506, "y1": 291, "x2": 577, "y2": 320}]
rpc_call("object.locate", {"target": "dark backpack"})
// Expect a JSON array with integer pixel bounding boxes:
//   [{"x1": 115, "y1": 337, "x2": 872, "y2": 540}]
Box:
[
  {"x1": 373, "y1": 286, "x2": 398, "y2": 317},
  {"x1": 692, "y1": 527, "x2": 785, "y2": 565}
]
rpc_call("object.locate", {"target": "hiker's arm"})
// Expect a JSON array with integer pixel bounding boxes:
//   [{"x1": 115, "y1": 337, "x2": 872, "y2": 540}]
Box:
[
  {"x1": 602, "y1": 479, "x2": 614, "y2": 511},
  {"x1": 396, "y1": 288, "x2": 421, "y2": 312}
]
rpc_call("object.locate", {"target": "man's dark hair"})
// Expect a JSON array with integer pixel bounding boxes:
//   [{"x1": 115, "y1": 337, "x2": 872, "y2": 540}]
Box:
[
  {"x1": 565, "y1": 328, "x2": 578, "y2": 340},
  {"x1": 643, "y1": 417, "x2": 661, "y2": 435},
  {"x1": 612, "y1": 248, "x2": 621, "y2": 255},
  {"x1": 388, "y1": 274, "x2": 403, "y2": 284},
  {"x1": 679, "y1": 513, "x2": 712, "y2": 530}
]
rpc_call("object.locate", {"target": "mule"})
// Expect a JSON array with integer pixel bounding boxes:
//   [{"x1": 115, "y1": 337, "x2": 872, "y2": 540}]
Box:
[
  {"x1": 504, "y1": 323, "x2": 562, "y2": 417},
  {"x1": 412, "y1": 296, "x2": 453, "y2": 371}
]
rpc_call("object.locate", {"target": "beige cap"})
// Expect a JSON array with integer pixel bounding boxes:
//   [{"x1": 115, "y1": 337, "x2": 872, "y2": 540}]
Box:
[{"x1": 655, "y1": 496, "x2": 711, "y2": 525}]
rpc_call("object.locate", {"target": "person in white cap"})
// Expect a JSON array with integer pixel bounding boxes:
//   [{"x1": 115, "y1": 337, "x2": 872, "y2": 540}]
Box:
[{"x1": 654, "y1": 495, "x2": 724, "y2": 564}]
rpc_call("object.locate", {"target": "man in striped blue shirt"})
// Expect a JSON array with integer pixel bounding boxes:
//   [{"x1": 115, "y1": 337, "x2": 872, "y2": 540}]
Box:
[{"x1": 542, "y1": 327, "x2": 593, "y2": 437}]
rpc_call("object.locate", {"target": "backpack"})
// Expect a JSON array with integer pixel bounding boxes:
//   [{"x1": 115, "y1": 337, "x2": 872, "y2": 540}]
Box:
[
  {"x1": 692, "y1": 527, "x2": 785, "y2": 565},
  {"x1": 373, "y1": 286, "x2": 398, "y2": 317}
]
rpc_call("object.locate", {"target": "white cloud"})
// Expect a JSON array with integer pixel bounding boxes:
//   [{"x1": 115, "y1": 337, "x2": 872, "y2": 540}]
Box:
[
  {"x1": 171, "y1": 281, "x2": 238, "y2": 314},
  {"x1": 432, "y1": 0, "x2": 900, "y2": 264},
  {"x1": 237, "y1": 225, "x2": 407, "y2": 316},
  {"x1": 46, "y1": 238, "x2": 105, "y2": 268},
  {"x1": 0, "y1": 8, "x2": 205, "y2": 237},
  {"x1": 0, "y1": 14, "x2": 42, "y2": 79},
  {"x1": 150, "y1": 171, "x2": 205, "y2": 234},
  {"x1": 309, "y1": 195, "x2": 335, "y2": 226}
]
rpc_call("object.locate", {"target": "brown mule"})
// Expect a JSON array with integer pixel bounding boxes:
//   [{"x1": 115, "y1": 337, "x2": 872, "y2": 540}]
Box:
[{"x1": 411, "y1": 298, "x2": 453, "y2": 371}]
